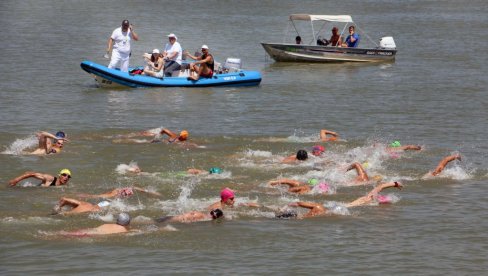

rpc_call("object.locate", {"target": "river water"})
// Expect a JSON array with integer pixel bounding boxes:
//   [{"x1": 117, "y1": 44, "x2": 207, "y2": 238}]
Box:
[{"x1": 1, "y1": 0, "x2": 487, "y2": 274}]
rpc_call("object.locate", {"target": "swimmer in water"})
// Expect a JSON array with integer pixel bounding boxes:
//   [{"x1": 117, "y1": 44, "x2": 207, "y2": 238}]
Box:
[
  {"x1": 156, "y1": 209, "x2": 223, "y2": 224},
  {"x1": 187, "y1": 167, "x2": 224, "y2": 175},
  {"x1": 425, "y1": 154, "x2": 462, "y2": 177},
  {"x1": 269, "y1": 178, "x2": 332, "y2": 195},
  {"x1": 346, "y1": 162, "x2": 369, "y2": 183},
  {"x1": 346, "y1": 181, "x2": 403, "y2": 208},
  {"x1": 320, "y1": 129, "x2": 339, "y2": 142},
  {"x1": 207, "y1": 187, "x2": 259, "y2": 210},
  {"x1": 9, "y1": 169, "x2": 72, "y2": 187},
  {"x1": 78, "y1": 186, "x2": 161, "y2": 199},
  {"x1": 278, "y1": 201, "x2": 329, "y2": 219},
  {"x1": 59, "y1": 213, "x2": 131, "y2": 236},
  {"x1": 114, "y1": 128, "x2": 198, "y2": 147},
  {"x1": 28, "y1": 131, "x2": 68, "y2": 155},
  {"x1": 311, "y1": 145, "x2": 325, "y2": 157},
  {"x1": 52, "y1": 197, "x2": 101, "y2": 215},
  {"x1": 386, "y1": 141, "x2": 422, "y2": 152},
  {"x1": 282, "y1": 149, "x2": 308, "y2": 163}
]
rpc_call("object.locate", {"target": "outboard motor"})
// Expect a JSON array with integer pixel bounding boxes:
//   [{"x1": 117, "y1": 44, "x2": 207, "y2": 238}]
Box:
[
  {"x1": 223, "y1": 58, "x2": 242, "y2": 72},
  {"x1": 380, "y1": 36, "x2": 396, "y2": 49}
]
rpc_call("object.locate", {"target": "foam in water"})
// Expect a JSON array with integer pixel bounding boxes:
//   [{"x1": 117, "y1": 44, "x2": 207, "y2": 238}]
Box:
[
  {"x1": 323, "y1": 201, "x2": 351, "y2": 216},
  {"x1": 116, "y1": 161, "x2": 141, "y2": 175},
  {"x1": 2, "y1": 135, "x2": 38, "y2": 155}
]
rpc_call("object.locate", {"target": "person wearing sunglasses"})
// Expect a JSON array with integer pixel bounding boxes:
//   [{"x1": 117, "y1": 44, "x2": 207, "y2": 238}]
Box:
[
  {"x1": 9, "y1": 169, "x2": 72, "y2": 187},
  {"x1": 185, "y1": 44, "x2": 214, "y2": 81},
  {"x1": 207, "y1": 187, "x2": 260, "y2": 211},
  {"x1": 29, "y1": 131, "x2": 68, "y2": 155}
]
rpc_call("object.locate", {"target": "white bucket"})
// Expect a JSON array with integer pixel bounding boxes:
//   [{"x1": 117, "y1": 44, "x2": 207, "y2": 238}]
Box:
[{"x1": 379, "y1": 36, "x2": 396, "y2": 49}]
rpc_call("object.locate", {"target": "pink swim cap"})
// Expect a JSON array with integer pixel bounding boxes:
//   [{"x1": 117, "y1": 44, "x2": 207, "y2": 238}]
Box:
[
  {"x1": 377, "y1": 194, "x2": 391, "y2": 204},
  {"x1": 317, "y1": 182, "x2": 329, "y2": 193},
  {"x1": 220, "y1": 188, "x2": 235, "y2": 202}
]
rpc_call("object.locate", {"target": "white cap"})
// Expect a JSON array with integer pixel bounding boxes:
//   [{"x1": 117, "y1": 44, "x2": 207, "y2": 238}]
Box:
[
  {"x1": 201, "y1": 44, "x2": 209, "y2": 49},
  {"x1": 167, "y1": 33, "x2": 177, "y2": 39},
  {"x1": 152, "y1": 49, "x2": 160, "y2": 54}
]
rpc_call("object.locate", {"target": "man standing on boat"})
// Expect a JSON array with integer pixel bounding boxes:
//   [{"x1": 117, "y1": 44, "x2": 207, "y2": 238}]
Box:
[{"x1": 106, "y1": 19, "x2": 139, "y2": 72}]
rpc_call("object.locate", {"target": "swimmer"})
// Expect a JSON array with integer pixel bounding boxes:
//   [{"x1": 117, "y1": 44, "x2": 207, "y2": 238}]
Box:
[
  {"x1": 311, "y1": 145, "x2": 325, "y2": 157},
  {"x1": 269, "y1": 178, "x2": 332, "y2": 195},
  {"x1": 346, "y1": 181, "x2": 403, "y2": 208},
  {"x1": 207, "y1": 187, "x2": 259, "y2": 210},
  {"x1": 187, "y1": 167, "x2": 223, "y2": 175},
  {"x1": 282, "y1": 149, "x2": 308, "y2": 163},
  {"x1": 52, "y1": 197, "x2": 101, "y2": 215},
  {"x1": 387, "y1": 141, "x2": 422, "y2": 152},
  {"x1": 320, "y1": 129, "x2": 339, "y2": 142},
  {"x1": 28, "y1": 131, "x2": 68, "y2": 155},
  {"x1": 78, "y1": 186, "x2": 161, "y2": 199},
  {"x1": 59, "y1": 213, "x2": 131, "y2": 236},
  {"x1": 156, "y1": 209, "x2": 223, "y2": 224},
  {"x1": 115, "y1": 128, "x2": 198, "y2": 147},
  {"x1": 9, "y1": 169, "x2": 72, "y2": 187},
  {"x1": 425, "y1": 154, "x2": 462, "y2": 177},
  {"x1": 281, "y1": 201, "x2": 329, "y2": 218},
  {"x1": 346, "y1": 162, "x2": 369, "y2": 183}
]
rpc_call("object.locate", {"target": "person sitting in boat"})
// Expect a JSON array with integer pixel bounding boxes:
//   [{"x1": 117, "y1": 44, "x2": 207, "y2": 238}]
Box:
[
  {"x1": 185, "y1": 45, "x2": 214, "y2": 81},
  {"x1": 317, "y1": 27, "x2": 342, "y2": 46},
  {"x1": 343, "y1": 25, "x2": 360, "y2": 48},
  {"x1": 162, "y1": 33, "x2": 183, "y2": 77},
  {"x1": 28, "y1": 131, "x2": 68, "y2": 155},
  {"x1": 295, "y1": 36, "x2": 302, "y2": 44},
  {"x1": 143, "y1": 49, "x2": 165, "y2": 78},
  {"x1": 9, "y1": 168, "x2": 72, "y2": 187}
]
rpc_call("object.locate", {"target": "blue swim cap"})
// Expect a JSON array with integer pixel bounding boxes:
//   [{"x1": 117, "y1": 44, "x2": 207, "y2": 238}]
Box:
[
  {"x1": 55, "y1": 131, "x2": 66, "y2": 139},
  {"x1": 209, "y1": 167, "x2": 223, "y2": 174}
]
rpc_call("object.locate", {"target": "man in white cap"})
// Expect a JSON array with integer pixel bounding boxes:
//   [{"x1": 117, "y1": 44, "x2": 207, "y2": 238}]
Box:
[
  {"x1": 162, "y1": 33, "x2": 183, "y2": 77},
  {"x1": 185, "y1": 44, "x2": 214, "y2": 81},
  {"x1": 106, "y1": 19, "x2": 139, "y2": 72}
]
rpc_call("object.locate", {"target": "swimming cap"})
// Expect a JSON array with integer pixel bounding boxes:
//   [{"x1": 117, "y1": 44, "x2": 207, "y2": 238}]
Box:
[
  {"x1": 377, "y1": 194, "x2": 392, "y2": 204},
  {"x1": 317, "y1": 182, "x2": 330, "y2": 193},
  {"x1": 55, "y1": 131, "x2": 66, "y2": 139},
  {"x1": 209, "y1": 167, "x2": 223, "y2": 174},
  {"x1": 312, "y1": 145, "x2": 325, "y2": 156},
  {"x1": 179, "y1": 130, "x2": 189, "y2": 140},
  {"x1": 373, "y1": 175, "x2": 383, "y2": 181},
  {"x1": 97, "y1": 200, "x2": 111, "y2": 207},
  {"x1": 296, "y1": 150, "x2": 308, "y2": 161},
  {"x1": 362, "y1": 162, "x2": 369, "y2": 169},
  {"x1": 390, "y1": 141, "x2": 401, "y2": 147},
  {"x1": 220, "y1": 188, "x2": 235, "y2": 202},
  {"x1": 276, "y1": 210, "x2": 297, "y2": 219},
  {"x1": 119, "y1": 187, "x2": 134, "y2": 197},
  {"x1": 116, "y1": 213, "x2": 131, "y2": 226},
  {"x1": 308, "y1": 178, "x2": 319, "y2": 186},
  {"x1": 59, "y1": 169, "x2": 71, "y2": 176},
  {"x1": 210, "y1": 209, "x2": 223, "y2": 219}
]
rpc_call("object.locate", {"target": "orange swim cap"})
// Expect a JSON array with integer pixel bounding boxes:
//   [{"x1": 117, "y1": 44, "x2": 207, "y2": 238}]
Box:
[{"x1": 179, "y1": 130, "x2": 189, "y2": 140}]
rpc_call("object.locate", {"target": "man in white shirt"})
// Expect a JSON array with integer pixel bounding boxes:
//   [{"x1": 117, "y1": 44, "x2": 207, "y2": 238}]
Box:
[
  {"x1": 162, "y1": 33, "x2": 182, "y2": 77},
  {"x1": 106, "y1": 20, "x2": 139, "y2": 72}
]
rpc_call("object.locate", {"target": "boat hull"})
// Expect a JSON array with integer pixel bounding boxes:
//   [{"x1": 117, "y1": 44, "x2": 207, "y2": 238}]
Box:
[
  {"x1": 80, "y1": 60, "x2": 262, "y2": 88},
  {"x1": 261, "y1": 43, "x2": 396, "y2": 63}
]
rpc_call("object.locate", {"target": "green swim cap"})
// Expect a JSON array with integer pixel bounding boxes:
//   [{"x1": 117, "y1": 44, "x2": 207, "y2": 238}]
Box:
[
  {"x1": 209, "y1": 167, "x2": 223, "y2": 174},
  {"x1": 390, "y1": 141, "x2": 401, "y2": 147},
  {"x1": 308, "y1": 178, "x2": 319, "y2": 186}
]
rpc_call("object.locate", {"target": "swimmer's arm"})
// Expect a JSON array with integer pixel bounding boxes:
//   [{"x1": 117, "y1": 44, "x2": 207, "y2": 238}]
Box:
[
  {"x1": 269, "y1": 178, "x2": 302, "y2": 187},
  {"x1": 132, "y1": 186, "x2": 161, "y2": 197},
  {"x1": 187, "y1": 169, "x2": 207, "y2": 175},
  {"x1": 238, "y1": 202, "x2": 260, "y2": 208},
  {"x1": 292, "y1": 201, "x2": 320, "y2": 210},
  {"x1": 432, "y1": 154, "x2": 461, "y2": 175},
  {"x1": 9, "y1": 172, "x2": 52, "y2": 186},
  {"x1": 320, "y1": 129, "x2": 339, "y2": 141},
  {"x1": 373, "y1": 181, "x2": 403, "y2": 194},
  {"x1": 281, "y1": 155, "x2": 297, "y2": 163},
  {"x1": 160, "y1": 128, "x2": 178, "y2": 140}
]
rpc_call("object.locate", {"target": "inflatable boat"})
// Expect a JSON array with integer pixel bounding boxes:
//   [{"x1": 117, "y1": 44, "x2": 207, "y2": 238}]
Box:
[{"x1": 80, "y1": 60, "x2": 262, "y2": 88}]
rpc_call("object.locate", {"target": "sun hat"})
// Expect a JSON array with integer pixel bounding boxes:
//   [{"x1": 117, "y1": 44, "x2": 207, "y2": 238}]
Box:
[
  {"x1": 167, "y1": 33, "x2": 177, "y2": 39},
  {"x1": 201, "y1": 45, "x2": 209, "y2": 49},
  {"x1": 152, "y1": 49, "x2": 160, "y2": 54}
]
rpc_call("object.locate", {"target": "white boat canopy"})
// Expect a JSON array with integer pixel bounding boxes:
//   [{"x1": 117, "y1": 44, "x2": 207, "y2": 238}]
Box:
[{"x1": 289, "y1": 14, "x2": 353, "y2": 23}]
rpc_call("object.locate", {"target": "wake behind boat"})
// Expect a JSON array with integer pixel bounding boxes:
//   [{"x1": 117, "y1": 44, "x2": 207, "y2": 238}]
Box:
[
  {"x1": 262, "y1": 14, "x2": 397, "y2": 63},
  {"x1": 80, "y1": 59, "x2": 262, "y2": 88}
]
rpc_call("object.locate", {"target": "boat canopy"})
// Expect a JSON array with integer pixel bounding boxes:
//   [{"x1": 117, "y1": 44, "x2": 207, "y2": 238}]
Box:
[{"x1": 289, "y1": 14, "x2": 353, "y2": 23}]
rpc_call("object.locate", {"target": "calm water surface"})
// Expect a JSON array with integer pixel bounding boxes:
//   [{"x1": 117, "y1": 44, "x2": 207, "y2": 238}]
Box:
[{"x1": 1, "y1": 0, "x2": 487, "y2": 274}]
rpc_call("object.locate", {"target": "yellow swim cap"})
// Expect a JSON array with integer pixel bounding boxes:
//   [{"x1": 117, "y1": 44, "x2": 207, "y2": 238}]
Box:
[
  {"x1": 59, "y1": 169, "x2": 71, "y2": 176},
  {"x1": 179, "y1": 130, "x2": 189, "y2": 140},
  {"x1": 373, "y1": 175, "x2": 383, "y2": 181}
]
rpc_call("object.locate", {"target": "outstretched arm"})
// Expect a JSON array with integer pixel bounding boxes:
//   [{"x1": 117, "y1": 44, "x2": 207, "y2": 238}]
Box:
[
  {"x1": 269, "y1": 178, "x2": 303, "y2": 187},
  {"x1": 432, "y1": 154, "x2": 461, "y2": 176},
  {"x1": 320, "y1": 129, "x2": 339, "y2": 141},
  {"x1": 58, "y1": 197, "x2": 81, "y2": 208},
  {"x1": 160, "y1": 128, "x2": 178, "y2": 139},
  {"x1": 289, "y1": 201, "x2": 321, "y2": 210},
  {"x1": 132, "y1": 186, "x2": 161, "y2": 197},
  {"x1": 389, "y1": 145, "x2": 422, "y2": 152},
  {"x1": 9, "y1": 171, "x2": 53, "y2": 186},
  {"x1": 369, "y1": 181, "x2": 403, "y2": 196}
]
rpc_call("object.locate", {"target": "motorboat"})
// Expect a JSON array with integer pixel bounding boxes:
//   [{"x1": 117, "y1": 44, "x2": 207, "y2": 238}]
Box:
[
  {"x1": 80, "y1": 59, "x2": 262, "y2": 88},
  {"x1": 261, "y1": 14, "x2": 397, "y2": 63}
]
